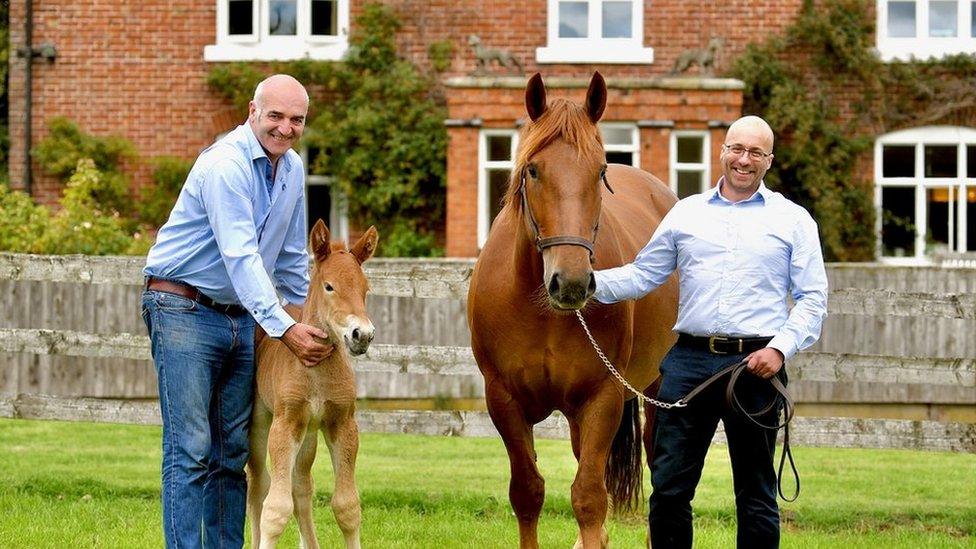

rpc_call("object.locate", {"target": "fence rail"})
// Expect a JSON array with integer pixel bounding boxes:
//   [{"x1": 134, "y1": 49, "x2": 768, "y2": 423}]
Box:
[{"x1": 1, "y1": 254, "x2": 974, "y2": 452}]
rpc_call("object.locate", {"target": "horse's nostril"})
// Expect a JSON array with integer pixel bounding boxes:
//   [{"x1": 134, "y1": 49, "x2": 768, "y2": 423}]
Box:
[
  {"x1": 587, "y1": 273, "x2": 596, "y2": 295},
  {"x1": 548, "y1": 273, "x2": 561, "y2": 295},
  {"x1": 352, "y1": 328, "x2": 361, "y2": 341}
]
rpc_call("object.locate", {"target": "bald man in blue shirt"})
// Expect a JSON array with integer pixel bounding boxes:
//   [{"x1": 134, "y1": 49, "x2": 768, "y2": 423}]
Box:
[
  {"x1": 594, "y1": 116, "x2": 828, "y2": 548},
  {"x1": 142, "y1": 74, "x2": 332, "y2": 549}
]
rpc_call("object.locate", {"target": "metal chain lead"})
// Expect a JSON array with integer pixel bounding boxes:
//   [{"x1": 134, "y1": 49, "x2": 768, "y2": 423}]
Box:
[{"x1": 575, "y1": 310, "x2": 686, "y2": 409}]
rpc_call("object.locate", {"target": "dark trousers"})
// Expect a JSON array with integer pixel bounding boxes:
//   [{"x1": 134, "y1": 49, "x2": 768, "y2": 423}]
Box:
[{"x1": 649, "y1": 344, "x2": 785, "y2": 549}]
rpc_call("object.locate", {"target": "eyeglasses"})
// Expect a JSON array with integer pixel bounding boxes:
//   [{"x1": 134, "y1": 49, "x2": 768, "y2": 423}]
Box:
[{"x1": 723, "y1": 144, "x2": 772, "y2": 160}]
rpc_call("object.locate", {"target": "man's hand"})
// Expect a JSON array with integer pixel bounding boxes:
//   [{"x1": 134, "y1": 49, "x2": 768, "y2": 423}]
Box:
[
  {"x1": 745, "y1": 347, "x2": 784, "y2": 379},
  {"x1": 280, "y1": 323, "x2": 334, "y2": 367}
]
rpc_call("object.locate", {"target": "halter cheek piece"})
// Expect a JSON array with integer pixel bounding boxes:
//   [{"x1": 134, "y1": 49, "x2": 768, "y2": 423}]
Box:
[{"x1": 518, "y1": 170, "x2": 614, "y2": 264}]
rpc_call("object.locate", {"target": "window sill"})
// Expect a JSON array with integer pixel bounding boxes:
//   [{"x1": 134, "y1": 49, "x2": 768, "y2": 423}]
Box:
[
  {"x1": 535, "y1": 43, "x2": 654, "y2": 64},
  {"x1": 204, "y1": 40, "x2": 348, "y2": 62},
  {"x1": 877, "y1": 39, "x2": 976, "y2": 61}
]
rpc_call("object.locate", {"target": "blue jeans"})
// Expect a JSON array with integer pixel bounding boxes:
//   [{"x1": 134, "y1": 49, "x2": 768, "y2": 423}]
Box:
[
  {"x1": 142, "y1": 289, "x2": 256, "y2": 549},
  {"x1": 649, "y1": 344, "x2": 785, "y2": 549}
]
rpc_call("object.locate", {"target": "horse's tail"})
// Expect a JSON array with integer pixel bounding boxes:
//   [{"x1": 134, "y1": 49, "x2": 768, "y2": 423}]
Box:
[{"x1": 605, "y1": 397, "x2": 642, "y2": 512}]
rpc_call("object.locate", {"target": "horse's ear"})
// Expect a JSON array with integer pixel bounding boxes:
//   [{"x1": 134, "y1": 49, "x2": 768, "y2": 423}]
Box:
[
  {"x1": 525, "y1": 73, "x2": 547, "y2": 121},
  {"x1": 350, "y1": 226, "x2": 378, "y2": 265},
  {"x1": 310, "y1": 219, "x2": 332, "y2": 263},
  {"x1": 585, "y1": 71, "x2": 607, "y2": 123}
]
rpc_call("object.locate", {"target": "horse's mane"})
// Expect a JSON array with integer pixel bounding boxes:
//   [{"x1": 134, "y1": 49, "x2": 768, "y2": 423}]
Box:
[{"x1": 502, "y1": 98, "x2": 605, "y2": 209}]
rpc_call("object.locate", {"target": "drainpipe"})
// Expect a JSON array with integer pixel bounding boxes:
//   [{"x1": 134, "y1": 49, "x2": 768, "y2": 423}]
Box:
[{"x1": 17, "y1": 0, "x2": 56, "y2": 196}]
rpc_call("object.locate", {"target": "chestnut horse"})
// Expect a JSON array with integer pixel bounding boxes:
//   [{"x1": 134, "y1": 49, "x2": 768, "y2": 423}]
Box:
[
  {"x1": 247, "y1": 220, "x2": 378, "y2": 549},
  {"x1": 467, "y1": 73, "x2": 678, "y2": 548}
]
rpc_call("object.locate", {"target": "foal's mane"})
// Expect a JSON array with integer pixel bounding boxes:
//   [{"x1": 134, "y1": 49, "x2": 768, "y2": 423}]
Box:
[{"x1": 502, "y1": 98, "x2": 605, "y2": 210}]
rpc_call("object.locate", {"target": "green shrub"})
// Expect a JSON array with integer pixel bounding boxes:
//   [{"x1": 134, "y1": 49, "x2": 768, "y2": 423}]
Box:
[
  {"x1": 32, "y1": 117, "x2": 135, "y2": 218},
  {"x1": 0, "y1": 183, "x2": 50, "y2": 253},
  {"x1": 138, "y1": 156, "x2": 193, "y2": 227}
]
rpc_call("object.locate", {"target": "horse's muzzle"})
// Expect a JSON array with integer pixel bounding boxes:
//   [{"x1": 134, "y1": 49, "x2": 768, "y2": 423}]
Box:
[{"x1": 546, "y1": 271, "x2": 596, "y2": 310}]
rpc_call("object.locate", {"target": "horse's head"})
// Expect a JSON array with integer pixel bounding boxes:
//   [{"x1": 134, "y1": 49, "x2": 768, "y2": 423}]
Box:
[
  {"x1": 510, "y1": 72, "x2": 608, "y2": 310},
  {"x1": 305, "y1": 220, "x2": 378, "y2": 356}
]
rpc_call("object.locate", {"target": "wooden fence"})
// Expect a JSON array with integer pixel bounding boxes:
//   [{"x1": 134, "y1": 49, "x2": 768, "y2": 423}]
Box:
[{"x1": 0, "y1": 254, "x2": 973, "y2": 453}]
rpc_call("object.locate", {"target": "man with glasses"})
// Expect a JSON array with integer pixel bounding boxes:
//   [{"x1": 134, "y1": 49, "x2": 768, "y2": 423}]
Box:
[{"x1": 592, "y1": 115, "x2": 828, "y2": 548}]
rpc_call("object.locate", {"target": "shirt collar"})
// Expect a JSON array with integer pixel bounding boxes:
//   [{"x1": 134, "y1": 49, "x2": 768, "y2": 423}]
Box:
[
  {"x1": 709, "y1": 177, "x2": 770, "y2": 205},
  {"x1": 242, "y1": 123, "x2": 292, "y2": 174}
]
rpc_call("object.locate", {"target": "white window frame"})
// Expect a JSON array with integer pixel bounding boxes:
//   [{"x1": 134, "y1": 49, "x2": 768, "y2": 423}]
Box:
[
  {"x1": 877, "y1": 0, "x2": 976, "y2": 61},
  {"x1": 875, "y1": 126, "x2": 976, "y2": 264},
  {"x1": 206, "y1": 0, "x2": 349, "y2": 61},
  {"x1": 302, "y1": 147, "x2": 349, "y2": 245},
  {"x1": 669, "y1": 130, "x2": 711, "y2": 198},
  {"x1": 478, "y1": 129, "x2": 519, "y2": 249},
  {"x1": 536, "y1": 0, "x2": 654, "y2": 64},
  {"x1": 601, "y1": 122, "x2": 640, "y2": 167}
]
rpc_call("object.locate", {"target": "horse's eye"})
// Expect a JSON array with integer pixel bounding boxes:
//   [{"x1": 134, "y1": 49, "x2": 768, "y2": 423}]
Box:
[
  {"x1": 599, "y1": 166, "x2": 607, "y2": 179},
  {"x1": 324, "y1": 283, "x2": 334, "y2": 292},
  {"x1": 527, "y1": 165, "x2": 538, "y2": 179}
]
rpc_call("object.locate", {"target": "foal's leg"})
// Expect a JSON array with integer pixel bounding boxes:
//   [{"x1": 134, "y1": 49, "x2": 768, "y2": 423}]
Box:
[
  {"x1": 485, "y1": 380, "x2": 545, "y2": 549},
  {"x1": 322, "y1": 403, "x2": 362, "y2": 549},
  {"x1": 247, "y1": 402, "x2": 273, "y2": 545},
  {"x1": 259, "y1": 403, "x2": 311, "y2": 548},
  {"x1": 570, "y1": 384, "x2": 623, "y2": 549},
  {"x1": 292, "y1": 430, "x2": 320, "y2": 549}
]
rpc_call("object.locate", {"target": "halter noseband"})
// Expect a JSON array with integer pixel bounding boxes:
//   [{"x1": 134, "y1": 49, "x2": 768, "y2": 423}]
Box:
[{"x1": 517, "y1": 170, "x2": 614, "y2": 264}]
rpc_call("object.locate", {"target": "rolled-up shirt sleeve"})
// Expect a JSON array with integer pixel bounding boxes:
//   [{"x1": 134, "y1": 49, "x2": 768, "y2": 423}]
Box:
[
  {"x1": 768, "y1": 213, "x2": 828, "y2": 360},
  {"x1": 593, "y1": 210, "x2": 679, "y2": 304},
  {"x1": 199, "y1": 160, "x2": 295, "y2": 337},
  {"x1": 274, "y1": 190, "x2": 310, "y2": 307}
]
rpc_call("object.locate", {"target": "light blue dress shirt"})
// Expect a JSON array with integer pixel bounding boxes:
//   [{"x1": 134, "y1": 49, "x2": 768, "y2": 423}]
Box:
[
  {"x1": 593, "y1": 180, "x2": 828, "y2": 360},
  {"x1": 145, "y1": 123, "x2": 309, "y2": 338}
]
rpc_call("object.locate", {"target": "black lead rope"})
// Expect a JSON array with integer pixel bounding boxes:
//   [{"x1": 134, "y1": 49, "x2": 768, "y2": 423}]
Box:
[{"x1": 679, "y1": 359, "x2": 800, "y2": 502}]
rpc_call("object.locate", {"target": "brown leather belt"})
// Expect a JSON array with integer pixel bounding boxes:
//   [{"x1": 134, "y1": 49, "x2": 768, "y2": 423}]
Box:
[
  {"x1": 146, "y1": 277, "x2": 247, "y2": 316},
  {"x1": 677, "y1": 333, "x2": 773, "y2": 355}
]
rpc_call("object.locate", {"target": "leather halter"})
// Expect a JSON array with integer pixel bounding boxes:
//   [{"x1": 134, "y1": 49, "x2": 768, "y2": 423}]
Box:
[{"x1": 517, "y1": 170, "x2": 614, "y2": 264}]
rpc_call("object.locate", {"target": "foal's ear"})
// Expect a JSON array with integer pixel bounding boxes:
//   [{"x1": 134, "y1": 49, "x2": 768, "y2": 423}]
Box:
[
  {"x1": 350, "y1": 226, "x2": 378, "y2": 264},
  {"x1": 310, "y1": 219, "x2": 332, "y2": 263},
  {"x1": 525, "y1": 73, "x2": 547, "y2": 121},
  {"x1": 585, "y1": 71, "x2": 607, "y2": 123}
]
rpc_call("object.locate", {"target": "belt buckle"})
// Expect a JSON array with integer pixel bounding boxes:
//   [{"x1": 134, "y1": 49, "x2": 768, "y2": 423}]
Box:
[{"x1": 708, "y1": 336, "x2": 728, "y2": 355}]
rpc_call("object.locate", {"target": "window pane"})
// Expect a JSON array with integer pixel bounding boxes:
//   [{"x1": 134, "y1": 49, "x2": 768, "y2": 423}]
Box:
[
  {"x1": 888, "y1": 1, "x2": 916, "y2": 37},
  {"x1": 306, "y1": 183, "x2": 333, "y2": 234},
  {"x1": 676, "y1": 136, "x2": 704, "y2": 164},
  {"x1": 228, "y1": 0, "x2": 253, "y2": 35},
  {"x1": 929, "y1": 1, "x2": 958, "y2": 37},
  {"x1": 972, "y1": 1, "x2": 976, "y2": 37},
  {"x1": 606, "y1": 151, "x2": 634, "y2": 166},
  {"x1": 967, "y1": 145, "x2": 976, "y2": 176},
  {"x1": 602, "y1": 126, "x2": 633, "y2": 146},
  {"x1": 968, "y1": 186, "x2": 976, "y2": 251},
  {"x1": 676, "y1": 171, "x2": 702, "y2": 199},
  {"x1": 926, "y1": 187, "x2": 954, "y2": 253},
  {"x1": 882, "y1": 145, "x2": 915, "y2": 177},
  {"x1": 602, "y1": 1, "x2": 632, "y2": 38},
  {"x1": 559, "y1": 2, "x2": 588, "y2": 38},
  {"x1": 488, "y1": 169, "x2": 511, "y2": 226},
  {"x1": 269, "y1": 0, "x2": 297, "y2": 35},
  {"x1": 881, "y1": 186, "x2": 917, "y2": 256},
  {"x1": 925, "y1": 145, "x2": 957, "y2": 177},
  {"x1": 311, "y1": 0, "x2": 337, "y2": 36},
  {"x1": 487, "y1": 135, "x2": 512, "y2": 162}
]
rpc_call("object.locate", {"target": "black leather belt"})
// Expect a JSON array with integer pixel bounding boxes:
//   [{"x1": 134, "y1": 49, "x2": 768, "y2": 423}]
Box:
[
  {"x1": 146, "y1": 277, "x2": 247, "y2": 316},
  {"x1": 677, "y1": 332, "x2": 773, "y2": 355}
]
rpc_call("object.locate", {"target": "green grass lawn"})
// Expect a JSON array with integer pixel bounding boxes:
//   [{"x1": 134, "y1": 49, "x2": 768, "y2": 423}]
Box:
[{"x1": 0, "y1": 418, "x2": 973, "y2": 548}]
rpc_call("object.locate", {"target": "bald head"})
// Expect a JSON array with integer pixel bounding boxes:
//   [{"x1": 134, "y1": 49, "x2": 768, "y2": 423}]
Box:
[
  {"x1": 253, "y1": 74, "x2": 309, "y2": 111},
  {"x1": 726, "y1": 115, "x2": 774, "y2": 152}
]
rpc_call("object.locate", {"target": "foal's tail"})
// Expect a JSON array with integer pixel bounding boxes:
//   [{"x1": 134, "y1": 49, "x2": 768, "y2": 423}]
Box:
[{"x1": 605, "y1": 397, "x2": 642, "y2": 512}]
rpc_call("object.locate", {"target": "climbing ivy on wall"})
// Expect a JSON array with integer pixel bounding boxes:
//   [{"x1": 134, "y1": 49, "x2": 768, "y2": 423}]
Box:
[{"x1": 730, "y1": 0, "x2": 976, "y2": 261}]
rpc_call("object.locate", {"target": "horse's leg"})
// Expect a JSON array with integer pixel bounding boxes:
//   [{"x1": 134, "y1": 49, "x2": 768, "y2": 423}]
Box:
[
  {"x1": 291, "y1": 429, "x2": 320, "y2": 549},
  {"x1": 247, "y1": 401, "x2": 273, "y2": 546},
  {"x1": 259, "y1": 403, "x2": 310, "y2": 548},
  {"x1": 485, "y1": 380, "x2": 545, "y2": 549},
  {"x1": 642, "y1": 376, "x2": 663, "y2": 467},
  {"x1": 322, "y1": 405, "x2": 362, "y2": 549},
  {"x1": 570, "y1": 385, "x2": 623, "y2": 549}
]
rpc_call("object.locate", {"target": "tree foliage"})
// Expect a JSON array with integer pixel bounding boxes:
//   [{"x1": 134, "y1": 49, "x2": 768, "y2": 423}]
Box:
[{"x1": 208, "y1": 3, "x2": 448, "y2": 256}]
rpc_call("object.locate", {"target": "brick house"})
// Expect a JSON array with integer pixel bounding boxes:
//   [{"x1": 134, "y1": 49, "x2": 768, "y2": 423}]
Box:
[{"x1": 7, "y1": 0, "x2": 976, "y2": 261}]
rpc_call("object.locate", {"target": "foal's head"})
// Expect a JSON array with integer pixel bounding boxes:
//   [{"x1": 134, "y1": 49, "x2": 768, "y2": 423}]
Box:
[
  {"x1": 507, "y1": 72, "x2": 608, "y2": 310},
  {"x1": 305, "y1": 220, "x2": 378, "y2": 356}
]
